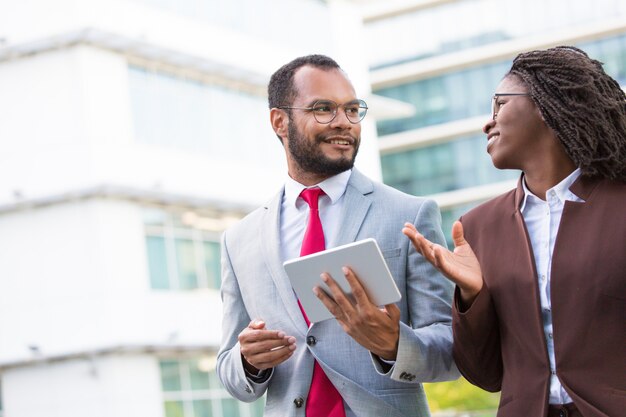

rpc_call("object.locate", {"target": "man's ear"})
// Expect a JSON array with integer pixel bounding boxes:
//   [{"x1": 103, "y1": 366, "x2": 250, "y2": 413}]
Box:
[{"x1": 270, "y1": 108, "x2": 288, "y2": 144}]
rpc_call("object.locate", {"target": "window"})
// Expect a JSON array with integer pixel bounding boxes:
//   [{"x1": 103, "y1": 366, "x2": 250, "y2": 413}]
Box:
[
  {"x1": 381, "y1": 134, "x2": 519, "y2": 196},
  {"x1": 144, "y1": 208, "x2": 225, "y2": 291},
  {"x1": 160, "y1": 358, "x2": 264, "y2": 417},
  {"x1": 128, "y1": 66, "x2": 280, "y2": 167},
  {"x1": 374, "y1": 34, "x2": 626, "y2": 135},
  {"x1": 366, "y1": 0, "x2": 626, "y2": 69}
]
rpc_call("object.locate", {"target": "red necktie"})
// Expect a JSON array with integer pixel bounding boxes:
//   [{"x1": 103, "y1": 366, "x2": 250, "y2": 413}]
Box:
[{"x1": 298, "y1": 187, "x2": 346, "y2": 417}]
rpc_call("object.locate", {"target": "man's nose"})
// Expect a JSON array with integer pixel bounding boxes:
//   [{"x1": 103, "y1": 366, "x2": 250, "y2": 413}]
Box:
[{"x1": 329, "y1": 107, "x2": 352, "y2": 128}]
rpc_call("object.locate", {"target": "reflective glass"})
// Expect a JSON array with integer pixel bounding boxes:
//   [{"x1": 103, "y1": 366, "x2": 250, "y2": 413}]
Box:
[
  {"x1": 193, "y1": 400, "x2": 214, "y2": 417},
  {"x1": 203, "y1": 241, "x2": 221, "y2": 289},
  {"x1": 128, "y1": 66, "x2": 283, "y2": 168},
  {"x1": 164, "y1": 401, "x2": 185, "y2": 417},
  {"x1": 175, "y1": 239, "x2": 198, "y2": 290},
  {"x1": 189, "y1": 359, "x2": 211, "y2": 390},
  {"x1": 381, "y1": 135, "x2": 520, "y2": 196},
  {"x1": 374, "y1": 34, "x2": 626, "y2": 135},
  {"x1": 221, "y1": 398, "x2": 240, "y2": 417},
  {"x1": 160, "y1": 361, "x2": 182, "y2": 391},
  {"x1": 159, "y1": 359, "x2": 265, "y2": 417},
  {"x1": 147, "y1": 236, "x2": 169, "y2": 289},
  {"x1": 366, "y1": 0, "x2": 626, "y2": 69}
]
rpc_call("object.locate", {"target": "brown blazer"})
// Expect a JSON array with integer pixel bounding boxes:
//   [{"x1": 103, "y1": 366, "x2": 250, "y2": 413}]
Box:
[{"x1": 452, "y1": 175, "x2": 625, "y2": 417}]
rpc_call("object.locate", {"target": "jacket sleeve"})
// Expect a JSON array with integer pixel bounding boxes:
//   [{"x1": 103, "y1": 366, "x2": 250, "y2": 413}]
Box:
[
  {"x1": 451, "y1": 263, "x2": 503, "y2": 392},
  {"x1": 379, "y1": 199, "x2": 460, "y2": 383},
  {"x1": 216, "y1": 231, "x2": 273, "y2": 402}
]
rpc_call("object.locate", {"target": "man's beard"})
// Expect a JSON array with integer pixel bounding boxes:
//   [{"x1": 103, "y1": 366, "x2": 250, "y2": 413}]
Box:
[{"x1": 287, "y1": 121, "x2": 359, "y2": 178}]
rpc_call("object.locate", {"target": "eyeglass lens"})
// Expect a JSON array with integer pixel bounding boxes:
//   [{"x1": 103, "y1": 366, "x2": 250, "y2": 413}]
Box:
[{"x1": 311, "y1": 100, "x2": 368, "y2": 124}]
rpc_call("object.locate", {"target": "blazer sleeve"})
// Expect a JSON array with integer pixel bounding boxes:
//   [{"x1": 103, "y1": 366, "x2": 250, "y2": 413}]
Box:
[
  {"x1": 383, "y1": 199, "x2": 460, "y2": 383},
  {"x1": 452, "y1": 284, "x2": 503, "y2": 391},
  {"x1": 216, "y1": 231, "x2": 273, "y2": 402}
]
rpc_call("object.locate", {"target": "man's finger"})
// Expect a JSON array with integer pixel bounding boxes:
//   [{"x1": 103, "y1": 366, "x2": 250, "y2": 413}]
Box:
[
  {"x1": 342, "y1": 266, "x2": 370, "y2": 305},
  {"x1": 245, "y1": 344, "x2": 296, "y2": 370},
  {"x1": 382, "y1": 303, "x2": 401, "y2": 322},
  {"x1": 248, "y1": 319, "x2": 266, "y2": 329},
  {"x1": 238, "y1": 328, "x2": 287, "y2": 345},
  {"x1": 241, "y1": 337, "x2": 294, "y2": 355},
  {"x1": 320, "y1": 272, "x2": 355, "y2": 313},
  {"x1": 313, "y1": 285, "x2": 343, "y2": 319}
]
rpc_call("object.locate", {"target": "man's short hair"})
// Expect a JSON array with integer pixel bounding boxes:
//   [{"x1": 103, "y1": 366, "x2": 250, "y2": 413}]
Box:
[{"x1": 268, "y1": 54, "x2": 340, "y2": 109}]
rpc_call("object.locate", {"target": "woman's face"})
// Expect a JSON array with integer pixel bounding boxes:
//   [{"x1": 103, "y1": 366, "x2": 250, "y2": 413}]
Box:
[{"x1": 482, "y1": 76, "x2": 550, "y2": 171}]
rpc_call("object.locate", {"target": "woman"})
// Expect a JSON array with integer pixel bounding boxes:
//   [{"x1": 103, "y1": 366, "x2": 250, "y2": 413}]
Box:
[{"x1": 403, "y1": 46, "x2": 625, "y2": 417}]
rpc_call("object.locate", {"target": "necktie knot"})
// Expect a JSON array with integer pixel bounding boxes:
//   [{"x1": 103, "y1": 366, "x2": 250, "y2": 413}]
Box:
[{"x1": 300, "y1": 187, "x2": 325, "y2": 210}]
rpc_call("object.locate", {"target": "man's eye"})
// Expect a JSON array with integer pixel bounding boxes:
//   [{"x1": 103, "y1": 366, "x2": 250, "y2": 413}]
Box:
[
  {"x1": 345, "y1": 107, "x2": 360, "y2": 115},
  {"x1": 314, "y1": 105, "x2": 333, "y2": 113}
]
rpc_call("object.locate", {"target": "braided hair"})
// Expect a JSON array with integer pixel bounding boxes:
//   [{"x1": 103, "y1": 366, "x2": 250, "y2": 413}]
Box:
[{"x1": 507, "y1": 46, "x2": 626, "y2": 181}]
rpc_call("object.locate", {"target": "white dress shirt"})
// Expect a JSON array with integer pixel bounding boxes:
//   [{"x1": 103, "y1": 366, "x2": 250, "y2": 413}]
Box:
[
  {"x1": 280, "y1": 169, "x2": 352, "y2": 263},
  {"x1": 279, "y1": 169, "x2": 356, "y2": 416},
  {"x1": 520, "y1": 168, "x2": 583, "y2": 405}
]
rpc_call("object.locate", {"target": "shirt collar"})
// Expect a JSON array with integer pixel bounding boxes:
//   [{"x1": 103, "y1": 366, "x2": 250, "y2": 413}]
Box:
[
  {"x1": 520, "y1": 168, "x2": 583, "y2": 212},
  {"x1": 284, "y1": 169, "x2": 352, "y2": 208}
]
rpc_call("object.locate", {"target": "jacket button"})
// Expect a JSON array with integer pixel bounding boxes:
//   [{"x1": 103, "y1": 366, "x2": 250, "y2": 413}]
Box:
[
  {"x1": 294, "y1": 397, "x2": 304, "y2": 408},
  {"x1": 306, "y1": 336, "x2": 317, "y2": 346}
]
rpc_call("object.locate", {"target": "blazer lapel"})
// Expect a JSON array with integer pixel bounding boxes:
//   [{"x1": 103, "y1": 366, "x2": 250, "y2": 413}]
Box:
[
  {"x1": 260, "y1": 188, "x2": 309, "y2": 336},
  {"x1": 334, "y1": 169, "x2": 374, "y2": 246}
]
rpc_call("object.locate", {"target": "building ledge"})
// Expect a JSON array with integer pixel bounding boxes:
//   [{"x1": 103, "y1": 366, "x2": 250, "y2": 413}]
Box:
[
  {"x1": 0, "y1": 183, "x2": 255, "y2": 218},
  {"x1": 0, "y1": 344, "x2": 217, "y2": 371},
  {"x1": 428, "y1": 179, "x2": 518, "y2": 209},
  {"x1": 0, "y1": 28, "x2": 269, "y2": 95},
  {"x1": 371, "y1": 17, "x2": 626, "y2": 89}
]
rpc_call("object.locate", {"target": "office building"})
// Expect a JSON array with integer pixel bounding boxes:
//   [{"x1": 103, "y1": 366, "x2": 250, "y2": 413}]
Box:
[
  {"x1": 0, "y1": 1, "x2": 407, "y2": 416},
  {"x1": 362, "y1": 0, "x2": 626, "y2": 244}
]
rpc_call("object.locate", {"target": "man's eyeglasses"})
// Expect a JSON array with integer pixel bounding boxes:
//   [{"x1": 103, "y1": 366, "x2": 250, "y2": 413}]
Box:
[
  {"x1": 278, "y1": 99, "x2": 368, "y2": 124},
  {"x1": 491, "y1": 93, "x2": 530, "y2": 120}
]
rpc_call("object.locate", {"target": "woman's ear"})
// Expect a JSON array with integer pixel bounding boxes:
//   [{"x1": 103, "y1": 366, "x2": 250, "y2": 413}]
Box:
[{"x1": 270, "y1": 108, "x2": 288, "y2": 144}]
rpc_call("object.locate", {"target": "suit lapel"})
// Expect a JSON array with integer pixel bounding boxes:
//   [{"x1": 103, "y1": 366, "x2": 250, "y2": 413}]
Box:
[
  {"x1": 334, "y1": 169, "x2": 374, "y2": 246},
  {"x1": 260, "y1": 188, "x2": 309, "y2": 336}
]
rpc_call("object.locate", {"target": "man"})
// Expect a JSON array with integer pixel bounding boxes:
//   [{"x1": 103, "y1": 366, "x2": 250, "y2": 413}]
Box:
[{"x1": 217, "y1": 55, "x2": 458, "y2": 417}]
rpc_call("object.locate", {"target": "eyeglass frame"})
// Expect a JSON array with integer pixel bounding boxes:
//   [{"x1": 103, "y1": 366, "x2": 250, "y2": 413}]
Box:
[
  {"x1": 277, "y1": 99, "x2": 368, "y2": 124},
  {"x1": 491, "y1": 93, "x2": 530, "y2": 120}
]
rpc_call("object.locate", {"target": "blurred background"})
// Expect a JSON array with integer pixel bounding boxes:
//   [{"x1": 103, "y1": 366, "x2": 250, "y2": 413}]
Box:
[{"x1": 0, "y1": 0, "x2": 624, "y2": 416}]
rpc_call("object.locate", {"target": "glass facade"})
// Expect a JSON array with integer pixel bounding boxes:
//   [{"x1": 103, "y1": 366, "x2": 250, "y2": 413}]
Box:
[
  {"x1": 375, "y1": 34, "x2": 626, "y2": 136},
  {"x1": 381, "y1": 134, "x2": 519, "y2": 196},
  {"x1": 371, "y1": 4, "x2": 626, "y2": 245},
  {"x1": 128, "y1": 66, "x2": 278, "y2": 165},
  {"x1": 366, "y1": 0, "x2": 626, "y2": 69},
  {"x1": 160, "y1": 358, "x2": 264, "y2": 417},
  {"x1": 376, "y1": 62, "x2": 509, "y2": 136},
  {"x1": 144, "y1": 208, "x2": 222, "y2": 291}
]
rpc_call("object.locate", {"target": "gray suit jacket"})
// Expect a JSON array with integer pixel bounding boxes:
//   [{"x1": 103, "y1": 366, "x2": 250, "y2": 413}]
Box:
[{"x1": 217, "y1": 169, "x2": 458, "y2": 417}]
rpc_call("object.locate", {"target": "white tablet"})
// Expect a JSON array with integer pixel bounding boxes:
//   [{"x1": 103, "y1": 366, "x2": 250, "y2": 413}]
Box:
[{"x1": 283, "y1": 238, "x2": 401, "y2": 323}]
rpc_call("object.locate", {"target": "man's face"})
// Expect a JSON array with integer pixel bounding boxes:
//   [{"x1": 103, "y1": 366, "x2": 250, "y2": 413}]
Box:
[{"x1": 283, "y1": 66, "x2": 361, "y2": 181}]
